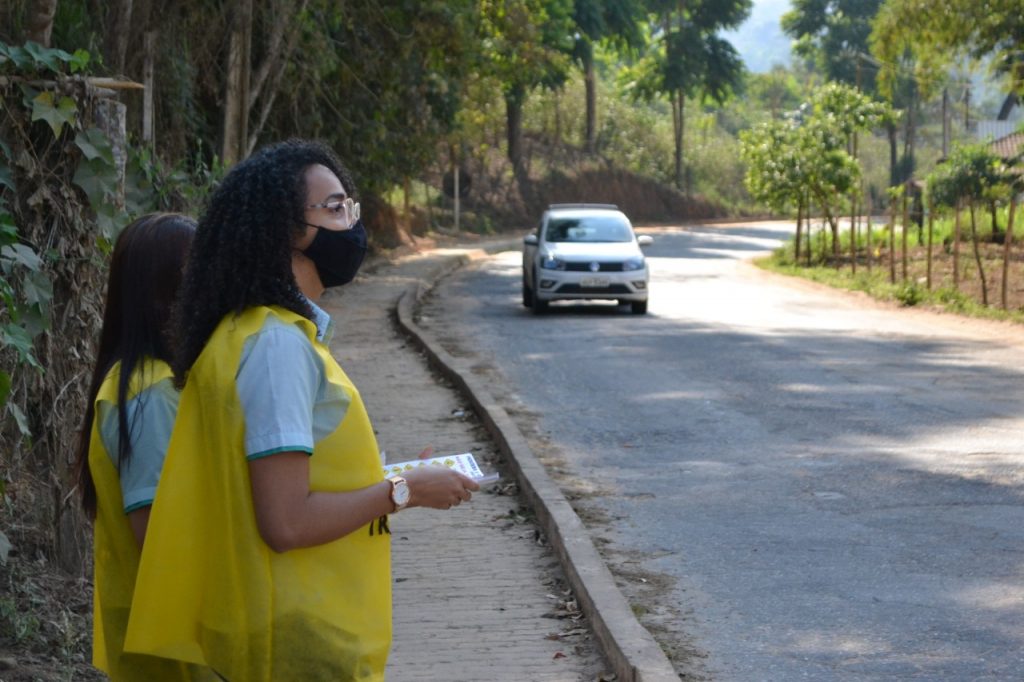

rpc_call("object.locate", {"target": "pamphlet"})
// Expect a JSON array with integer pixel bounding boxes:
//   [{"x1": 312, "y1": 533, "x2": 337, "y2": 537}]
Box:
[{"x1": 382, "y1": 452, "x2": 498, "y2": 483}]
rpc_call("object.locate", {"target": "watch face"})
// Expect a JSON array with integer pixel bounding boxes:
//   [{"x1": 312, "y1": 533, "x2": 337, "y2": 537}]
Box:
[{"x1": 392, "y1": 478, "x2": 411, "y2": 505}]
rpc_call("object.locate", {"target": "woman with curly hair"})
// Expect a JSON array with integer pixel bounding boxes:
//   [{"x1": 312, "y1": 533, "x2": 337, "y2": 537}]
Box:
[
  {"x1": 124, "y1": 139, "x2": 477, "y2": 680},
  {"x1": 75, "y1": 212, "x2": 214, "y2": 680}
]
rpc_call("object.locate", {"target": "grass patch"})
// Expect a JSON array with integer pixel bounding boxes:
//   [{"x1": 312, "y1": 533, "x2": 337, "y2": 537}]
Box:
[{"x1": 756, "y1": 249, "x2": 1024, "y2": 325}]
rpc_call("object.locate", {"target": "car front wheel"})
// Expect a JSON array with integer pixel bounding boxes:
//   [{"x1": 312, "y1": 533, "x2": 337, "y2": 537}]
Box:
[
  {"x1": 522, "y1": 275, "x2": 534, "y2": 308},
  {"x1": 631, "y1": 300, "x2": 648, "y2": 315}
]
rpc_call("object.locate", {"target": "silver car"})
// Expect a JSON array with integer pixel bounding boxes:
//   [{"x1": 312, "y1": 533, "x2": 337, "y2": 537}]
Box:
[{"x1": 522, "y1": 204, "x2": 652, "y2": 315}]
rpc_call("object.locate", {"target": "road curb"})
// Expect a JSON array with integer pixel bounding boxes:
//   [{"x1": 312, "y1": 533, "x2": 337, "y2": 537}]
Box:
[{"x1": 391, "y1": 243, "x2": 680, "y2": 682}]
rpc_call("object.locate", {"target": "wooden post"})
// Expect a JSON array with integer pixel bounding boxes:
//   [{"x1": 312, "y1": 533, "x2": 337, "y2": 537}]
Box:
[
  {"x1": 901, "y1": 183, "x2": 909, "y2": 281},
  {"x1": 1001, "y1": 196, "x2": 1017, "y2": 309},
  {"x1": 926, "y1": 198, "x2": 934, "y2": 290},
  {"x1": 865, "y1": 194, "x2": 873, "y2": 273},
  {"x1": 953, "y1": 200, "x2": 961, "y2": 291},
  {"x1": 143, "y1": 31, "x2": 155, "y2": 145},
  {"x1": 93, "y1": 98, "x2": 128, "y2": 212},
  {"x1": 964, "y1": 84, "x2": 970, "y2": 131},
  {"x1": 850, "y1": 195, "x2": 858, "y2": 275},
  {"x1": 889, "y1": 195, "x2": 897, "y2": 284}
]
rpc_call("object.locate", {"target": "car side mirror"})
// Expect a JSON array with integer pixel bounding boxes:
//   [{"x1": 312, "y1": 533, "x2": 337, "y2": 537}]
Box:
[
  {"x1": 637, "y1": 235, "x2": 653, "y2": 247},
  {"x1": 523, "y1": 234, "x2": 538, "y2": 246}
]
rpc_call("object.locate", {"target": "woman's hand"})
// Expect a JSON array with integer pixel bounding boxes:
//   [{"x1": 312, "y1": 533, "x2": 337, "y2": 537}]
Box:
[{"x1": 403, "y1": 466, "x2": 479, "y2": 510}]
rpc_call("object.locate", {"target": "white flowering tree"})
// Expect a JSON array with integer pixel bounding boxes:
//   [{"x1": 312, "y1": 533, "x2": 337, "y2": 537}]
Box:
[{"x1": 741, "y1": 82, "x2": 891, "y2": 265}]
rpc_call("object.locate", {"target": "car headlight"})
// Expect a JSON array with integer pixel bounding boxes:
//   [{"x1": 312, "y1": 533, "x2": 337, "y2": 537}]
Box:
[
  {"x1": 622, "y1": 256, "x2": 645, "y2": 271},
  {"x1": 540, "y1": 255, "x2": 567, "y2": 270}
]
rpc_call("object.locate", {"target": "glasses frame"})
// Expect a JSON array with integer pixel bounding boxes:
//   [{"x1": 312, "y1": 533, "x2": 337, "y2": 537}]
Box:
[{"x1": 307, "y1": 196, "x2": 361, "y2": 229}]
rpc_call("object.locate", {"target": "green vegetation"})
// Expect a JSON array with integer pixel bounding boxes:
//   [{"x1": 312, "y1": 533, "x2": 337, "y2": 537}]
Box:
[
  {"x1": 0, "y1": 0, "x2": 1021, "y2": 674},
  {"x1": 759, "y1": 252, "x2": 1024, "y2": 325}
]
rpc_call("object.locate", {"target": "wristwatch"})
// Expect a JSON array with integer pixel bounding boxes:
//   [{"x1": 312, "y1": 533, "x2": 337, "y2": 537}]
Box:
[{"x1": 388, "y1": 475, "x2": 411, "y2": 512}]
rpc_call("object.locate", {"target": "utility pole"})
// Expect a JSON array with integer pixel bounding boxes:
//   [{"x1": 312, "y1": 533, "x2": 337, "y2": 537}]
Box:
[
  {"x1": 964, "y1": 83, "x2": 971, "y2": 133},
  {"x1": 941, "y1": 87, "x2": 949, "y2": 158}
]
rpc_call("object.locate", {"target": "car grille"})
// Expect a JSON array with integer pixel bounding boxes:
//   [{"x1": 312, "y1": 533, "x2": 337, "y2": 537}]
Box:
[
  {"x1": 556, "y1": 284, "x2": 632, "y2": 294},
  {"x1": 564, "y1": 262, "x2": 625, "y2": 272}
]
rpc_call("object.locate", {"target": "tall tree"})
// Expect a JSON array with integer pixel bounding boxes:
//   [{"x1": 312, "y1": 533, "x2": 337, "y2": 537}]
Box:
[
  {"x1": 782, "y1": 0, "x2": 883, "y2": 92},
  {"x1": 780, "y1": 0, "x2": 915, "y2": 187},
  {"x1": 623, "y1": 0, "x2": 749, "y2": 193},
  {"x1": 479, "y1": 0, "x2": 574, "y2": 204},
  {"x1": 871, "y1": 0, "x2": 1024, "y2": 97},
  {"x1": 572, "y1": 0, "x2": 645, "y2": 153}
]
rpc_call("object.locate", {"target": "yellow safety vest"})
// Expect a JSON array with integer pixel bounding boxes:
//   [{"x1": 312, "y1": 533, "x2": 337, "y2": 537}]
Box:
[
  {"x1": 126, "y1": 306, "x2": 391, "y2": 681},
  {"x1": 90, "y1": 359, "x2": 214, "y2": 681}
]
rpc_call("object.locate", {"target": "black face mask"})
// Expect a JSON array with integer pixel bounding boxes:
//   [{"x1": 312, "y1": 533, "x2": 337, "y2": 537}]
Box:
[{"x1": 303, "y1": 220, "x2": 368, "y2": 288}]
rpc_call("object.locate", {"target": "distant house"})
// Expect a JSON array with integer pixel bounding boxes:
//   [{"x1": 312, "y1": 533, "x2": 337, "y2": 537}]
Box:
[
  {"x1": 976, "y1": 94, "x2": 1023, "y2": 143},
  {"x1": 990, "y1": 131, "x2": 1024, "y2": 162},
  {"x1": 989, "y1": 131, "x2": 1023, "y2": 197}
]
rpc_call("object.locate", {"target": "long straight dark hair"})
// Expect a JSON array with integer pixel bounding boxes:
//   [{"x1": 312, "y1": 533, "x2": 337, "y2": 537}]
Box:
[{"x1": 75, "y1": 213, "x2": 196, "y2": 518}]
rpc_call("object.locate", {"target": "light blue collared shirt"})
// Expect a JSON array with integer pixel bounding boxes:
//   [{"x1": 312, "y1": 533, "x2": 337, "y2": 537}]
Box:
[
  {"x1": 236, "y1": 299, "x2": 349, "y2": 460},
  {"x1": 98, "y1": 376, "x2": 179, "y2": 513}
]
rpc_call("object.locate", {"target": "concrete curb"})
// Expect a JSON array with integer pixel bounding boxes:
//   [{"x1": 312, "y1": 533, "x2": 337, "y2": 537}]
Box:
[{"x1": 390, "y1": 243, "x2": 680, "y2": 682}]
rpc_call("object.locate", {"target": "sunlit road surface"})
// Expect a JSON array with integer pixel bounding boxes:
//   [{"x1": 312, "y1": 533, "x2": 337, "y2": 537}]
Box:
[{"x1": 421, "y1": 221, "x2": 1024, "y2": 681}]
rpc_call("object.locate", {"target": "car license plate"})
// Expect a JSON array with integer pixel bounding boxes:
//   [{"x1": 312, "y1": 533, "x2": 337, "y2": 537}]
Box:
[{"x1": 580, "y1": 277, "x2": 609, "y2": 288}]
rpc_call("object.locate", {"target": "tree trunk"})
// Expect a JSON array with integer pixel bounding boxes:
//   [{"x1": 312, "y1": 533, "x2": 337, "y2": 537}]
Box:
[
  {"x1": 990, "y1": 202, "x2": 1001, "y2": 242},
  {"x1": 554, "y1": 89, "x2": 562, "y2": 147},
  {"x1": 246, "y1": 0, "x2": 311, "y2": 155},
  {"x1": 26, "y1": 0, "x2": 58, "y2": 46},
  {"x1": 222, "y1": 0, "x2": 253, "y2": 166},
  {"x1": 795, "y1": 200, "x2": 803, "y2": 264},
  {"x1": 105, "y1": 0, "x2": 134, "y2": 74},
  {"x1": 403, "y1": 176, "x2": 411, "y2": 227},
  {"x1": 830, "y1": 212, "x2": 840, "y2": 263},
  {"x1": 1001, "y1": 197, "x2": 1016, "y2": 309},
  {"x1": 903, "y1": 82, "x2": 916, "y2": 185},
  {"x1": 942, "y1": 87, "x2": 950, "y2": 158},
  {"x1": 969, "y1": 201, "x2": 988, "y2": 305},
  {"x1": 886, "y1": 121, "x2": 899, "y2": 187},
  {"x1": 582, "y1": 42, "x2": 597, "y2": 154},
  {"x1": 671, "y1": 89, "x2": 685, "y2": 193},
  {"x1": 805, "y1": 192, "x2": 813, "y2": 267},
  {"x1": 506, "y1": 86, "x2": 532, "y2": 210}
]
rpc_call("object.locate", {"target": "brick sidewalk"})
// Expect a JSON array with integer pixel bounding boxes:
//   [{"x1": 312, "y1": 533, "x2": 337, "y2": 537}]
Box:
[{"x1": 320, "y1": 249, "x2": 610, "y2": 681}]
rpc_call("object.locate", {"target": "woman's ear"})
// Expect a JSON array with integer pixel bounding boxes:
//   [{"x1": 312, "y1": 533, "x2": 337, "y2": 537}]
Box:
[{"x1": 294, "y1": 224, "x2": 318, "y2": 252}]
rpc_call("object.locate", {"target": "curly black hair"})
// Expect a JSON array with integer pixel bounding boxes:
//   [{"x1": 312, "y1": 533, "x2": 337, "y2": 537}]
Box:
[{"x1": 171, "y1": 139, "x2": 356, "y2": 383}]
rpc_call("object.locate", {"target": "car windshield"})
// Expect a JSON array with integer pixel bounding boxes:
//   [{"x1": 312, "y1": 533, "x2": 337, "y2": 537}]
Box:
[{"x1": 544, "y1": 216, "x2": 632, "y2": 243}]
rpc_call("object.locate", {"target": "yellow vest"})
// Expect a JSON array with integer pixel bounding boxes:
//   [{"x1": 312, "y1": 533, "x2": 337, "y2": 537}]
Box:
[
  {"x1": 90, "y1": 359, "x2": 214, "y2": 681},
  {"x1": 125, "y1": 306, "x2": 391, "y2": 680}
]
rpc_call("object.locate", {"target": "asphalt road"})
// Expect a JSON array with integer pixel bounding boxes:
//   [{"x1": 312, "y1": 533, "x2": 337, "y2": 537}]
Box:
[{"x1": 418, "y1": 221, "x2": 1024, "y2": 681}]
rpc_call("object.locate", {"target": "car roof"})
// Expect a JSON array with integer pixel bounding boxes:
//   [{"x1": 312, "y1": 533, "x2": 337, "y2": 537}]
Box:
[{"x1": 544, "y1": 204, "x2": 628, "y2": 218}]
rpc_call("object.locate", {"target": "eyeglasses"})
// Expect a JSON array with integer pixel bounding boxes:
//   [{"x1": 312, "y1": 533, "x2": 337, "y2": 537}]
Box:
[{"x1": 307, "y1": 196, "x2": 361, "y2": 229}]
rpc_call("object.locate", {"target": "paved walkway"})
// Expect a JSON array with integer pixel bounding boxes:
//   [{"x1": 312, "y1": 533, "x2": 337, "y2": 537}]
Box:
[{"x1": 320, "y1": 246, "x2": 611, "y2": 681}]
